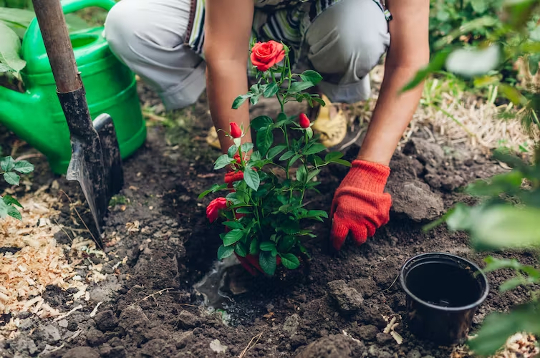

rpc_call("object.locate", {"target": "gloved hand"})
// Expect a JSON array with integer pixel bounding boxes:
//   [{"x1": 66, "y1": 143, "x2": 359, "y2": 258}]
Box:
[{"x1": 330, "y1": 160, "x2": 392, "y2": 250}]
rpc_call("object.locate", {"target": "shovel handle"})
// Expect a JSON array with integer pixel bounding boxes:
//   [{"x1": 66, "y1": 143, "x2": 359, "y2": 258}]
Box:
[{"x1": 31, "y1": 0, "x2": 79, "y2": 93}]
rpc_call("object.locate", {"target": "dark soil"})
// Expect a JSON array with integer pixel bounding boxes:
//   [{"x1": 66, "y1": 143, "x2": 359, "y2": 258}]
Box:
[{"x1": 0, "y1": 83, "x2": 536, "y2": 358}]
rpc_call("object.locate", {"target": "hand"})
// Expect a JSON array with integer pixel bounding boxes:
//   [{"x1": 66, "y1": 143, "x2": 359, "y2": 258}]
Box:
[{"x1": 330, "y1": 160, "x2": 392, "y2": 250}]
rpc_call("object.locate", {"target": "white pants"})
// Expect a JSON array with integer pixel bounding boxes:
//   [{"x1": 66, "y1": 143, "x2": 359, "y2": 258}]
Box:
[{"x1": 104, "y1": 0, "x2": 390, "y2": 110}]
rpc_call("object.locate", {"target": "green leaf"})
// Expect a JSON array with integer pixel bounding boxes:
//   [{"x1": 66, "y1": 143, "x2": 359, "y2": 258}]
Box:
[
  {"x1": 236, "y1": 207, "x2": 252, "y2": 214},
  {"x1": 223, "y1": 221, "x2": 244, "y2": 230},
  {"x1": 234, "y1": 242, "x2": 248, "y2": 257},
  {"x1": 277, "y1": 236, "x2": 296, "y2": 252},
  {"x1": 279, "y1": 150, "x2": 295, "y2": 161},
  {"x1": 13, "y1": 160, "x2": 33, "y2": 174},
  {"x1": 469, "y1": 205, "x2": 540, "y2": 250},
  {"x1": 296, "y1": 165, "x2": 307, "y2": 182},
  {"x1": 304, "y1": 143, "x2": 327, "y2": 155},
  {"x1": 330, "y1": 159, "x2": 351, "y2": 167},
  {"x1": 7, "y1": 205, "x2": 21, "y2": 220},
  {"x1": 214, "y1": 154, "x2": 231, "y2": 170},
  {"x1": 240, "y1": 143, "x2": 254, "y2": 154},
  {"x1": 401, "y1": 49, "x2": 451, "y2": 93},
  {"x1": 228, "y1": 145, "x2": 238, "y2": 158},
  {"x1": 499, "y1": 277, "x2": 528, "y2": 292},
  {"x1": 2, "y1": 195, "x2": 21, "y2": 207},
  {"x1": 307, "y1": 169, "x2": 321, "y2": 182},
  {"x1": 289, "y1": 154, "x2": 301, "y2": 166},
  {"x1": 300, "y1": 70, "x2": 323, "y2": 85},
  {"x1": 325, "y1": 152, "x2": 344, "y2": 162},
  {"x1": 0, "y1": 22, "x2": 25, "y2": 73},
  {"x1": 0, "y1": 156, "x2": 14, "y2": 172},
  {"x1": 0, "y1": 7, "x2": 34, "y2": 30},
  {"x1": 468, "y1": 305, "x2": 540, "y2": 356},
  {"x1": 259, "y1": 241, "x2": 276, "y2": 251},
  {"x1": 223, "y1": 229, "x2": 244, "y2": 246},
  {"x1": 256, "y1": 126, "x2": 273, "y2": 157},
  {"x1": 0, "y1": 198, "x2": 8, "y2": 218},
  {"x1": 259, "y1": 251, "x2": 277, "y2": 275},
  {"x1": 232, "y1": 94, "x2": 250, "y2": 109},
  {"x1": 250, "y1": 151, "x2": 262, "y2": 162},
  {"x1": 263, "y1": 82, "x2": 279, "y2": 97},
  {"x1": 289, "y1": 80, "x2": 314, "y2": 94},
  {"x1": 251, "y1": 115, "x2": 274, "y2": 131},
  {"x1": 249, "y1": 238, "x2": 259, "y2": 255},
  {"x1": 198, "y1": 183, "x2": 229, "y2": 199},
  {"x1": 483, "y1": 256, "x2": 523, "y2": 273},
  {"x1": 218, "y1": 245, "x2": 235, "y2": 260},
  {"x1": 243, "y1": 167, "x2": 260, "y2": 191},
  {"x1": 4, "y1": 171, "x2": 19, "y2": 185},
  {"x1": 267, "y1": 144, "x2": 287, "y2": 160},
  {"x1": 280, "y1": 253, "x2": 300, "y2": 270}
]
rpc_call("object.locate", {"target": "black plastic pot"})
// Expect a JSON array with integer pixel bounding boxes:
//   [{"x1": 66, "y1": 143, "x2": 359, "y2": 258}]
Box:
[{"x1": 399, "y1": 253, "x2": 489, "y2": 345}]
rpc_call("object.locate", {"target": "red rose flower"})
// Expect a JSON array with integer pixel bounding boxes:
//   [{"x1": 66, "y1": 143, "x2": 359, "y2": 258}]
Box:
[
  {"x1": 230, "y1": 122, "x2": 242, "y2": 138},
  {"x1": 299, "y1": 113, "x2": 310, "y2": 128},
  {"x1": 206, "y1": 197, "x2": 228, "y2": 223},
  {"x1": 250, "y1": 41, "x2": 286, "y2": 72}
]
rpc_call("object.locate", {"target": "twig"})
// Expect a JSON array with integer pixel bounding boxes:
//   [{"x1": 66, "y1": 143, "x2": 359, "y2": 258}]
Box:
[
  {"x1": 130, "y1": 288, "x2": 174, "y2": 307},
  {"x1": 52, "y1": 218, "x2": 73, "y2": 243},
  {"x1": 383, "y1": 273, "x2": 400, "y2": 293},
  {"x1": 89, "y1": 302, "x2": 103, "y2": 317},
  {"x1": 239, "y1": 331, "x2": 264, "y2": 358},
  {"x1": 59, "y1": 190, "x2": 102, "y2": 249},
  {"x1": 53, "y1": 304, "x2": 83, "y2": 322},
  {"x1": 14, "y1": 153, "x2": 43, "y2": 162}
]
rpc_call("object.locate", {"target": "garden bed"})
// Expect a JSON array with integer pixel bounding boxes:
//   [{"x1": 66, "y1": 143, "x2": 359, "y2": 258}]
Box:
[{"x1": 0, "y1": 83, "x2": 538, "y2": 358}]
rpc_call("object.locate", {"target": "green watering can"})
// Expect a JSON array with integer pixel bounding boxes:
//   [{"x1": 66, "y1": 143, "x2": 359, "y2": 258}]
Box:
[{"x1": 0, "y1": 0, "x2": 146, "y2": 174}]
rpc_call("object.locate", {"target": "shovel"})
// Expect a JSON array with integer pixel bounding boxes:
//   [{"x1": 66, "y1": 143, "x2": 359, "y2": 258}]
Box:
[{"x1": 31, "y1": 0, "x2": 124, "y2": 245}]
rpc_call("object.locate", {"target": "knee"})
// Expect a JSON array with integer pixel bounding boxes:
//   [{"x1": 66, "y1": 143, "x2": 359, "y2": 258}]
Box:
[
  {"x1": 308, "y1": 0, "x2": 390, "y2": 79},
  {"x1": 104, "y1": 2, "x2": 156, "y2": 64}
]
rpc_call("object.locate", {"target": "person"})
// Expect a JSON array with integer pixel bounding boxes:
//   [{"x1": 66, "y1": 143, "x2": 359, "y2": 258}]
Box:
[{"x1": 104, "y1": 0, "x2": 430, "y2": 250}]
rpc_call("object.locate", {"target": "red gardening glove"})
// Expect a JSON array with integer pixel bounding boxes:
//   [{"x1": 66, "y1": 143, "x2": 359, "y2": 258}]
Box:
[{"x1": 330, "y1": 160, "x2": 392, "y2": 250}]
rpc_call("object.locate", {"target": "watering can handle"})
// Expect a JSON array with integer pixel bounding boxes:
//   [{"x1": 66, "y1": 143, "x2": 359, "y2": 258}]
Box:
[{"x1": 61, "y1": 0, "x2": 116, "y2": 14}]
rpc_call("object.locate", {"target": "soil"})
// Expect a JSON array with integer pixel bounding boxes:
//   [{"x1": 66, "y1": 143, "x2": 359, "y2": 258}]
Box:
[{"x1": 0, "y1": 83, "x2": 537, "y2": 358}]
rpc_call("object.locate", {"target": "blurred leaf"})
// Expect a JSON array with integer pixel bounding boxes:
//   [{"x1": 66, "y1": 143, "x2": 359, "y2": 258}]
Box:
[
  {"x1": 0, "y1": 22, "x2": 25, "y2": 73},
  {"x1": 217, "y1": 245, "x2": 234, "y2": 260},
  {"x1": 499, "y1": 276, "x2": 528, "y2": 292},
  {"x1": 2, "y1": 194, "x2": 21, "y2": 208},
  {"x1": 401, "y1": 49, "x2": 451, "y2": 92},
  {"x1": 259, "y1": 251, "x2": 276, "y2": 275},
  {"x1": 13, "y1": 159, "x2": 33, "y2": 174},
  {"x1": 300, "y1": 70, "x2": 323, "y2": 85},
  {"x1": 244, "y1": 166, "x2": 260, "y2": 191},
  {"x1": 465, "y1": 171, "x2": 524, "y2": 197},
  {"x1": 280, "y1": 253, "x2": 300, "y2": 269},
  {"x1": 468, "y1": 305, "x2": 540, "y2": 356},
  {"x1": 446, "y1": 45, "x2": 500, "y2": 78},
  {"x1": 3, "y1": 171, "x2": 19, "y2": 185},
  {"x1": 7, "y1": 205, "x2": 21, "y2": 220},
  {"x1": 498, "y1": 83, "x2": 528, "y2": 106},
  {"x1": 289, "y1": 80, "x2": 314, "y2": 94},
  {"x1": 251, "y1": 115, "x2": 273, "y2": 131},
  {"x1": 469, "y1": 205, "x2": 540, "y2": 250},
  {"x1": 263, "y1": 82, "x2": 279, "y2": 98}
]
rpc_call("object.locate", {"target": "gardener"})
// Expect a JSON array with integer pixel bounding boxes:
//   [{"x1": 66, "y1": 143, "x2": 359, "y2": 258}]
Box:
[{"x1": 104, "y1": 0, "x2": 429, "y2": 250}]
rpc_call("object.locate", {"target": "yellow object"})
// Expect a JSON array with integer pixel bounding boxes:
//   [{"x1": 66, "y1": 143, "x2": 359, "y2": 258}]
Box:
[
  {"x1": 311, "y1": 95, "x2": 348, "y2": 148},
  {"x1": 206, "y1": 126, "x2": 221, "y2": 150}
]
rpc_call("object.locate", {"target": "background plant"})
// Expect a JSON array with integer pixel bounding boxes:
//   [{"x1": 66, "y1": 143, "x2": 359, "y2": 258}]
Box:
[
  {"x1": 0, "y1": 155, "x2": 33, "y2": 220},
  {"x1": 200, "y1": 43, "x2": 350, "y2": 276},
  {"x1": 411, "y1": 0, "x2": 540, "y2": 355}
]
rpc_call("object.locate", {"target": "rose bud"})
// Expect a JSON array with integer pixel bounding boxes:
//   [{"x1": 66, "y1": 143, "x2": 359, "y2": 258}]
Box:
[
  {"x1": 299, "y1": 113, "x2": 310, "y2": 128},
  {"x1": 230, "y1": 122, "x2": 242, "y2": 138},
  {"x1": 206, "y1": 197, "x2": 228, "y2": 223}
]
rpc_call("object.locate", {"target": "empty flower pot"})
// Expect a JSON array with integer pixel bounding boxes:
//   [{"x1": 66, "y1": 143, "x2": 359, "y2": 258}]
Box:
[{"x1": 399, "y1": 252, "x2": 489, "y2": 345}]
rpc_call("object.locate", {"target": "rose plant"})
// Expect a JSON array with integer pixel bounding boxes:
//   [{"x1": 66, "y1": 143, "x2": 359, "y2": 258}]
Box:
[{"x1": 200, "y1": 41, "x2": 350, "y2": 276}]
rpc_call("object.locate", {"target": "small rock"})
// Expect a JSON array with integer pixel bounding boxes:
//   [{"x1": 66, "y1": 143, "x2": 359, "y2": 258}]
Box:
[
  {"x1": 18, "y1": 318, "x2": 34, "y2": 330},
  {"x1": 176, "y1": 310, "x2": 200, "y2": 329},
  {"x1": 17, "y1": 311, "x2": 31, "y2": 319},
  {"x1": 296, "y1": 335, "x2": 358, "y2": 358},
  {"x1": 62, "y1": 346, "x2": 100, "y2": 358},
  {"x1": 376, "y1": 333, "x2": 393, "y2": 345},
  {"x1": 86, "y1": 328, "x2": 106, "y2": 347},
  {"x1": 95, "y1": 310, "x2": 118, "y2": 332},
  {"x1": 368, "y1": 345, "x2": 392, "y2": 358},
  {"x1": 57, "y1": 319, "x2": 68, "y2": 328},
  {"x1": 41, "y1": 324, "x2": 61, "y2": 343},
  {"x1": 349, "y1": 278, "x2": 378, "y2": 298},
  {"x1": 141, "y1": 339, "x2": 168, "y2": 356},
  {"x1": 407, "y1": 349, "x2": 421, "y2": 358},
  {"x1": 388, "y1": 180, "x2": 444, "y2": 221},
  {"x1": 67, "y1": 321, "x2": 78, "y2": 331},
  {"x1": 283, "y1": 314, "x2": 300, "y2": 337},
  {"x1": 173, "y1": 331, "x2": 194, "y2": 349},
  {"x1": 423, "y1": 356, "x2": 435, "y2": 358},
  {"x1": 210, "y1": 339, "x2": 228, "y2": 354},
  {"x1": 328, "y1": 280, "x2": 363, "y2": 314},
  {"x1": 403, "y1": 138, "x2": 445, "y2": 167},
  {"x1": 11, "y1": 337, "x2": 37, "y2": 355},
  {"x1": 357, "y1": 325, "x2": 379, "y2": 341}
]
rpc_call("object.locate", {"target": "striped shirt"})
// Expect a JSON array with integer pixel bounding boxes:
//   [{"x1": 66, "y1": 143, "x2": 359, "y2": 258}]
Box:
[
  {"x1": 185, "y1": 0, "x2": 342, "y2": 65},
  {"x1": 185, "y1": 0, "x2": 390, "y2": 73}
]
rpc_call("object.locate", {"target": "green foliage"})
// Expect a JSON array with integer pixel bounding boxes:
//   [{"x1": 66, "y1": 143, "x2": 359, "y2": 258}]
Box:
[
  {"x1": 202, "y1": 44, "x2": 349, "y2": 275},
  {"x1": 420, "y1": 0, "x2": 540, "y2": 354},
  {"x1": 0, "y1": 156, "x2": 33, "y2": 220}
]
